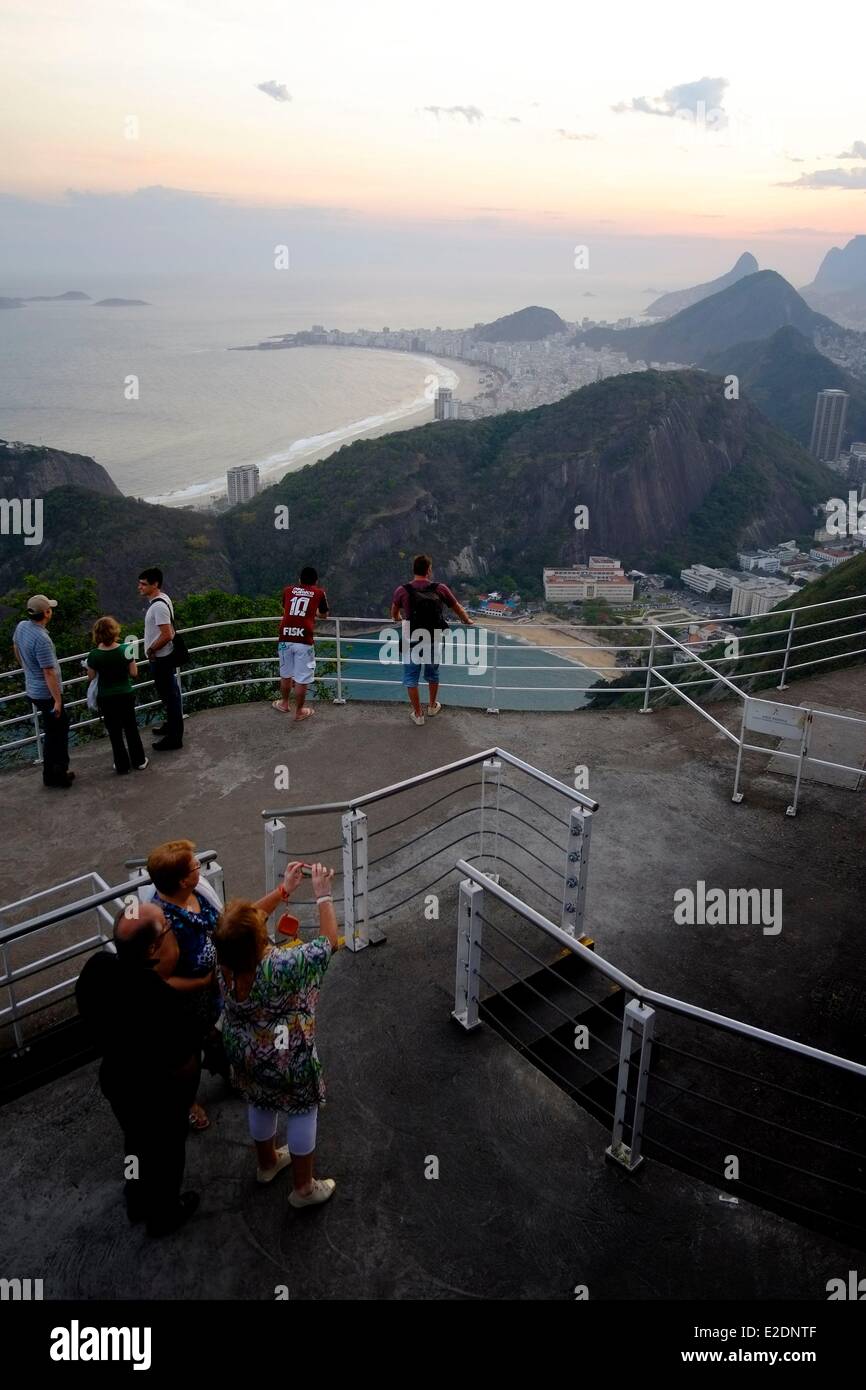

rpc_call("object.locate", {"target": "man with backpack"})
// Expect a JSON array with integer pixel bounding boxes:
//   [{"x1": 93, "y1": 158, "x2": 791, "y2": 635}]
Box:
[
  {"x1": 390, "y1": 554, "x2": 473, "y2": 726},
  {"x1": 138, "y1": 567, "x2": 185, "y2": 751}
]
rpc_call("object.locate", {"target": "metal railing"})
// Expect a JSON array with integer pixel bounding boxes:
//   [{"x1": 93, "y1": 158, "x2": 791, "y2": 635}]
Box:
[
  {"x1": 262, "y1": 747, "x2": 597, "y2": 953},
  {"x1": 0, "y1": 852, "x2": 224, "y2": 1054},
  {"x1": 644, "y1": 619, "x2": 866, "y2": 814},
  {"x1": 453, "y1": 861, "x2": 866, "y2": 1248},
  {"x1": 2, "y1": 589, "x2": 864, "y2": 760}
]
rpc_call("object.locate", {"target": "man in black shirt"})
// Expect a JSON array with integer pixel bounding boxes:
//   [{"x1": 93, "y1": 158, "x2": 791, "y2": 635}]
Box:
[{"x1": 76, "y1": 900, "x2": 201, "y2": 1236}]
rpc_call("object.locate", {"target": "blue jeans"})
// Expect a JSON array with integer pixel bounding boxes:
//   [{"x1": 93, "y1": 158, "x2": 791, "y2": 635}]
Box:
[{"x1": 402, "y1": 662, "x2": 440, "y2": 688}]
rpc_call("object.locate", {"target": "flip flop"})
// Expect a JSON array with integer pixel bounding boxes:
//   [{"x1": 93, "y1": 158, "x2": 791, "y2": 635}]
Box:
[
  {"x1": 294, "y1": 708, "x2": 313, "y2": 722},
  {"x1": 272, "y1": 700, "x2": 290, "y2": 713}
]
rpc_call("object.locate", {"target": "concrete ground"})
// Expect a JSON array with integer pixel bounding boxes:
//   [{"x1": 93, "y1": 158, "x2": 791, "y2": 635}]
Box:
[{"x1": 0, "y1": 666, "x2": 864, "y2": 1298}]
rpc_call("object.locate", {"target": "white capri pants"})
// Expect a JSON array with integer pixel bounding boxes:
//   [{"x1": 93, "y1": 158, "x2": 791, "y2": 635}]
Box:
[{"x1": 248, "y1": 1103, "x2": 318, "y2": 1156}]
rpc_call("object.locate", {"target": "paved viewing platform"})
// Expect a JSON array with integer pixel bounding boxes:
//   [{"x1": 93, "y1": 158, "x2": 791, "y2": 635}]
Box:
[{"x1": 1, "y1": 668, "x2": 864, "y2": 1299}]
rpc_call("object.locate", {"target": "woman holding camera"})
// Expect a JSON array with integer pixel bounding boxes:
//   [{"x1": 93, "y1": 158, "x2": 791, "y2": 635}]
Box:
[{"x1": 214, "y1": 861, "x2": 339, "y2": 1207}]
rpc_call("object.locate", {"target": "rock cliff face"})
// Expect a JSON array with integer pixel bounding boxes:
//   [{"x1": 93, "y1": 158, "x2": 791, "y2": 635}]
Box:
[{"x1": 0, "y1": 441, "x2": 122, "y2": 498}]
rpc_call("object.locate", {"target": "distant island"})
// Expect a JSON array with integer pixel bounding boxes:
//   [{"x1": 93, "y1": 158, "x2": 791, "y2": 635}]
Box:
[
  {"x1": 24, "y1": 290, "x2": 91, "y2": 302},
  {"x1": 0, "y1": 289, "x2": 150, "y2": 309}
]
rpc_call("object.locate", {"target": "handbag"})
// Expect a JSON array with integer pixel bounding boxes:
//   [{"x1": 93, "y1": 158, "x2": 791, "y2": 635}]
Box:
[{"x1": 86, "y1": 675, "x2": 99, "y2": 712}]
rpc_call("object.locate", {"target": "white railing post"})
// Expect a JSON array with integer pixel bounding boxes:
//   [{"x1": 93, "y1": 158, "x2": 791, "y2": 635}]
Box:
[
  {"x1": 786, "y1": 708, "x2": 813, "y2": 818},
  {"x1": 731, "y1": 701, "x2": 748, "y2": 804},
  {"x1": 486, "y1": 627, "x2": 500, "y2": 714},
  {"x1": 341, "y1": 808, "x2": 378, "y2": 951},
  {"x1": 640, "y1": 626, "x2": 657, "y2": 713},
  {"x1": 479, "y1": 757, "x2": 502, "y2": 883},
  {"x1": 561, "y1": 805, "x2": 593, "y2": 938},
  {"x1": 333, "y1": 617, "x2": 347, "y2": 705},
  {"x1": 607, "y1": 998, "x2": 655, "y2": 1170},
  {"x1": 452, "y1": 878, "x2": 484, "y2": 1030},
  {"x1": 777, "y1": 610, "x2": 796, "y2": 691},
  {"x1": 264, "y1": 818, "x2": 288, "y2": 926}
]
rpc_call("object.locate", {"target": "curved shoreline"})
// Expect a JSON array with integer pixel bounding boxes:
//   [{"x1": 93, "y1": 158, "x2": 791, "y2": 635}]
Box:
[{"x1": 146, "y1": 349, "x2": 488, "y2": 507}]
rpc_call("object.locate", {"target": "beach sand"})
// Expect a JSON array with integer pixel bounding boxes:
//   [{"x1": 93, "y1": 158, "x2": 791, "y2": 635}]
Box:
[
  {"x1": 271, "y1": 359, "x2": 488, "y2": 479},
  {"x1": 481, "y1": 617, "x2": 618, "y2": 682}
]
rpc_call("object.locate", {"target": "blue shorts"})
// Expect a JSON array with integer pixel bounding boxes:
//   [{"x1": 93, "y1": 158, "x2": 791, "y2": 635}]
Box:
[{"x1": 403, "y1": 662, "x2": 440, "y2": 688}]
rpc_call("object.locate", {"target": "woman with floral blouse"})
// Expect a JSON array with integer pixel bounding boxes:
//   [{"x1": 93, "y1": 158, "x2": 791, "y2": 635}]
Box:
[{"x1": 214, "y1": 860, "x2": 339, "y2": 1207}]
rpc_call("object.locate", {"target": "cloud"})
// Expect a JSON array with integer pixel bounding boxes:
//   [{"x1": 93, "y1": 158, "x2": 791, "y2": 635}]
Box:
[
  {"x1": 838, "y1": 140, "x2": 866, "y2": 159},
  {"x1": 770, "y1": 226, "x2": 834, "y2": 235},
  {"x1": 556, "y1": 128, "x2": 596, "y2": 141},
  {"x1": 613, "y1": 76, "x2": 728, "y2": 125},
  {"x1": 423, "y1": 104, "x2": 483, "y2": 123},
  {"x1": 256, "y1": 80, "x2": 291, "y2": 103},
  {"x1": 781, "y1": 167, "x2": 866, "y2": 189}
]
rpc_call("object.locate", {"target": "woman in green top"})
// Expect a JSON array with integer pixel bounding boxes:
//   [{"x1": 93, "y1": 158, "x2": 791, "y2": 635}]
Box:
[{"x1": 86, "y1": 616, "x2": 147, "y2": 775}]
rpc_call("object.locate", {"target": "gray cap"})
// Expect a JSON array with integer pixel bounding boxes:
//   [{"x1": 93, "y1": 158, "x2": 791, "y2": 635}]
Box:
[{"x1": 26, "y1": 593, "x2": 58, "y2": 616}]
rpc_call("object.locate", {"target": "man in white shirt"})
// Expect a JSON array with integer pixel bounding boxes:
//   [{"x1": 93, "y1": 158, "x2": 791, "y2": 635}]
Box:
[{"x1": 138, "y1": 567, "x2": 183, "y2": 750}]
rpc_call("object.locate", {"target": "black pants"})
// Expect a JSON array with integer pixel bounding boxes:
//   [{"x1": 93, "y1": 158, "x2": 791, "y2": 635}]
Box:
[
  {"x1": 99, "y1": 693, "x2": 145, "y2": 773},
  {"x1": 30, "y1": 696, "x2": 70, "y2": 784},
  {"x1": 151, "y1": 655, "x2": 184, "y2": 744},
  {"x1": 101, "y1": 1063, "x2": 198, "y2": 1226}
]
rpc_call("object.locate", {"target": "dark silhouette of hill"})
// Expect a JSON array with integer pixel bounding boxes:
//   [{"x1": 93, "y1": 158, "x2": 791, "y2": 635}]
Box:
[
  {"x1": 576, "y1": 271, "x2": 838, "y2": 365},
  {"x1": 645, "y1": 252, "x2": 758, "y2": 318},
  {"x1": 699, "y1": 327, "x2": 866, "y2": 448},
  {"x1": 472, "y1": 305, "x2": 567, "y2": 342}
]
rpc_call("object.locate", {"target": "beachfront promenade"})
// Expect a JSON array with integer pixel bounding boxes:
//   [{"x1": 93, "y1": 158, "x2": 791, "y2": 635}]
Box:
[{"x1": 1, "y1": 678, "x2": 864, "y2": 1299}]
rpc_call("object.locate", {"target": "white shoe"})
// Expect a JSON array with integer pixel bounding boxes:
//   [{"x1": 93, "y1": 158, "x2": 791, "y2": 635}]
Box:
[
  {"x1": 257, "y1": 1147, "x2": 292, "y2": 1184},
  {"x1": 288, "y1": 1178, "x2": 336, "y2": 1208},
  {"x1": 427, "y1": 702, "x2": 442, "y2": 717},
  {"x1": 411, "y1": 712, "x2": 425, "y2": 726},
  {"x1": 134, "y1": 758, "x2": 149, "y2": 771}
]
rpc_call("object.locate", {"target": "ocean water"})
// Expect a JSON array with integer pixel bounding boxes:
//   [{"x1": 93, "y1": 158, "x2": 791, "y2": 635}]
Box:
[
  {"x1": 334, "y1": 626, "x2": 598, "y2": 712},
  {"x1": 0, "y1": 271, "x2": 650, "y2": 504}
]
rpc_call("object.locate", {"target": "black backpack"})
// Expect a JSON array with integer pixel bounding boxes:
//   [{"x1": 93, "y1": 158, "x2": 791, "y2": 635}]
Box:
[{"x1": 406, "y1": 581, "x2": 448, "y2": 636}]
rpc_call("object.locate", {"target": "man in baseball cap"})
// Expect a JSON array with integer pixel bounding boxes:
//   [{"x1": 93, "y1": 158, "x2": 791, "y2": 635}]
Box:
[{"x1": 13, "y1": 594, "x2": 74, "y2": 788}]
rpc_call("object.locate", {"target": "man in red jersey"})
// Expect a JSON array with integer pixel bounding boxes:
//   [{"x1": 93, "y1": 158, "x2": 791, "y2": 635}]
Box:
[{"x1": 273, "y1": 565, "x2": 330, "y2": 723}]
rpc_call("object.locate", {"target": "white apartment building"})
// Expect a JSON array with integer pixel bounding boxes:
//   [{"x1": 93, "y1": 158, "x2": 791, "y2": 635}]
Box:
[
  {"x1": 729, "y1": 577, "x2": 798, "y2": 618},
  {"x1": 226, "y1": 464, "x2": 260, "y2": 505},
  {"x1": 680, "y1": 565, "x2": 738, "y2": 594}
]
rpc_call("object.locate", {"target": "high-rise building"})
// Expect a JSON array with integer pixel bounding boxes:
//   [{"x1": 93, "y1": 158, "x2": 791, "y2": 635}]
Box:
[
  {"x1": 434, "y1": 387, "x2": 456, "y2": 421},
  {"x1": 809, "y1": 389, "x2": 849, "y2": 462},
  {"x1": 226, "y1": 464, "x2": 260, "y2": 505}
]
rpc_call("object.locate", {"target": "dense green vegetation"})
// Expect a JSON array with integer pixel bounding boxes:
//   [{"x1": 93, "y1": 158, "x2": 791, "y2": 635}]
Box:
[{"x1": 700, "y1": 327, "x2": 866, "y2": 448}]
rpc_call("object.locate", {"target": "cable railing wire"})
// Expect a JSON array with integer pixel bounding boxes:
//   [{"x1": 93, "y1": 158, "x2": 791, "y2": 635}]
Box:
[
  {"x1": 477, "y1": 932, "x2": 621, "y2": 1063},
  {"x1": 646, "y1": 1059, "x2": 866, "y2": 1166},
  {"x1": 479, "y1": 912, "x2": 622, "y2": 1030},
  {"x1": 652, "y1": 1038, "x2": 866, "y2": 1125},
  {"x1": 476, "y1": 965, "x2": 619, "y2": 1088}
]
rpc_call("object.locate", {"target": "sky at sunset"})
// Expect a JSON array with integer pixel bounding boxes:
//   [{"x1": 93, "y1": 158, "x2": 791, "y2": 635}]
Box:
[{"x1": 2, "y1": 0, "x2": 865, "y2": 282}]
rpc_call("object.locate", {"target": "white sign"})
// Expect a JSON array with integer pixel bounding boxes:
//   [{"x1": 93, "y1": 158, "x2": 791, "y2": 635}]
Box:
[{"x1": 744, "y1": 699, "x2": 809, "y2": 741}]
